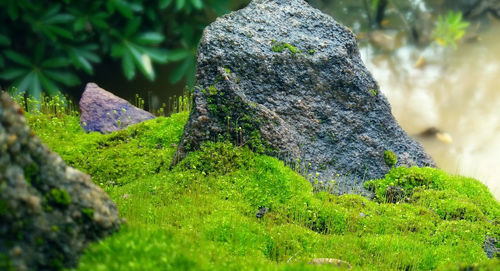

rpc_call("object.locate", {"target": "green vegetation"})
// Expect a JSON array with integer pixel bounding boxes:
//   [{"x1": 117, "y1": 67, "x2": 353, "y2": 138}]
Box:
[
  {"x1": 45, "y1": 189, "x2": 72, "y2": 208},
  {"x1": 433, "y1": 11, "x2": 470, "y2": 48},
  {"x1": 21, "y1": 102, "x2": 499, "y2": 270},
  {"x1": 0, "y1": 1, "x2": 238, "y2": 97},
  {"x1": 271, "y1": 40, "x2": 300, "y2": 54},
  {"x1": 384, "y1": 150, "x2": 397, "y2": 167},
  {"x1": 81, "y1": 208, "x2": 95, "y2": 220}
]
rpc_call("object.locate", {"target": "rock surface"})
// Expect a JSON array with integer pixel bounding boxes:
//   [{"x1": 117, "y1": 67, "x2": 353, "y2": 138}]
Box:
[
  {"x1": 172, "y1": 0, "x2": 434, "y2": 194},
  {"x1": 0, "y1": 92, "x2": 120, "y2": 270},
  {"x1": 80, "y1": 83, "x2": 154, "y2": 133},
  {"x1": 484, "y1": 235, "x2": 499, "y2": 259}
]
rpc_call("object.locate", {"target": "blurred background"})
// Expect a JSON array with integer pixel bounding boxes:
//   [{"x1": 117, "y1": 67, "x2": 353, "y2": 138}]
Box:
[{"x1": 0, "y1": 0, "x2": 499, "y2": 199}]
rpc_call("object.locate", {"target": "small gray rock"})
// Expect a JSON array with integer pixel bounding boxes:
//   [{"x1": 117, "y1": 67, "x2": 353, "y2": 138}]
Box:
[
  {"x1": 256, "y1": 207, "x2": 269, "y2": 218},
  {"x1": 79, "y1": 83, "x2": 154, "y2": 133},
  {"x1": 0, "y1": 92, "x2": 121, "y2": 270},
  {"x1": 172, "y1": 0, "x2": 434, "y2": 195},
  {"x1": 484, "y1": 235, "x2": 499, "y2": 259}
]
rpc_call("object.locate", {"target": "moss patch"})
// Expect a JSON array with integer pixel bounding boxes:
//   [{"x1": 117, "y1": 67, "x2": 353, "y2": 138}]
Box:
[
  {"x1": 271, "y1": 40, "x2": 300, "y2": 54},
  {"x1": 25, "y1": 109, "x2": 500, "y2": 270},
  {"x1": 384, "y1": 150, "x2": 397, "y2": 167},
  {"x1": 81, "y1": 208, "x2": 95, "y2": 220},
  {"x1": 44, "y1": 188, "x2": 71, "y2": 208}
]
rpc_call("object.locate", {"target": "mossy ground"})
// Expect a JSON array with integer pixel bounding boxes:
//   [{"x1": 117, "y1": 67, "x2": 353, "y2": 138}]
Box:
[{"x1": 25, "y1": 110, "x2": 500, "y2": 270}]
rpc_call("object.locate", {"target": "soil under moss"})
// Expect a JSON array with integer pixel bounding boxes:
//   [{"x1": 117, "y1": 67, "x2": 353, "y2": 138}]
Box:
[{"x1": 24, "y1": 111, "x2": 500, "y2": 271}]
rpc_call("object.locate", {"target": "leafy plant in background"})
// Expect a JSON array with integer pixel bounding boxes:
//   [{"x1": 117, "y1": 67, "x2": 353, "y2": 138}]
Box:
[
  {"x1": 0, "y1": 0, "x2": 238, "y2": 98},
  {"x1": 433, "y1": 11, "x2": 470, "y2": 48}
]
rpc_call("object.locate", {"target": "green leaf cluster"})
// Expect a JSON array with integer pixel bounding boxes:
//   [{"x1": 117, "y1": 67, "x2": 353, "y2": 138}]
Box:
[
  {"x1": 0, "y1": 0, "x2": 237, "y2": 97},
  {"x1": 433, "y1": 11, "x2": 470, "y2": 48}
]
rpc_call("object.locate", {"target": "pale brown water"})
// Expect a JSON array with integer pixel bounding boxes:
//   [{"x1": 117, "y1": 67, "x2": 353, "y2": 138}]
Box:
[{"x1": 361, "y1": 25, "x2": 500, "y2": 199}]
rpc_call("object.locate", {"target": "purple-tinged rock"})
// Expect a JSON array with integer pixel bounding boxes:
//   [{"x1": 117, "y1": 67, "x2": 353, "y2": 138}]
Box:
[{"x1": 79, "y1": 83, "x2": 154, "y2": 133}]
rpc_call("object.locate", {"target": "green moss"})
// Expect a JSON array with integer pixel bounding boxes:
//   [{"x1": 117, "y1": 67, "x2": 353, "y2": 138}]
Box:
[
  {"x1": 412, "y1": 189, "x2": 486, "y2": 222},
  {"x1": 384, "y1": 150, "x2": 397, "y2": 167},
  {"x1": 25, "y1": 106, "x2": 500, "y2": 271},
  {"x1": 271, "y1": 40, "x2": 300, "y2": 54},
  {"x1": 24, "y1": 162, "x2": 40, "y2": 184},
  {"x1": 45, "y1": 188, "x2": 71, "y2": 208},
  {"x1": 369, "y1": 89, "x2": 377, "y2": 96},
  {"x1": 365, "y1": 167, "x2": 445, "y2": 202},
  {"x1": 81, "y1": 208, "x2": 95, "y2": 220},
  {"x1": 51, "y1": 225, "x2": 60, "y2": 232},
  {"x1": 207, "y1": 85, "x2": 218, "y2": 95}
]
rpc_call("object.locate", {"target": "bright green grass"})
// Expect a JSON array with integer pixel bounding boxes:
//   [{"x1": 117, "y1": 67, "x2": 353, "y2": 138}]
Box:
[{"x1": 25, "y1": 112, "x2": 500, "y2": 271}]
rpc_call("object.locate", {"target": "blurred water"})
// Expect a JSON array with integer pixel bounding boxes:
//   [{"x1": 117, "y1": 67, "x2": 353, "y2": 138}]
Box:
[{"x1": 360, "y1": 26, "x2": 500, "y2": 199}]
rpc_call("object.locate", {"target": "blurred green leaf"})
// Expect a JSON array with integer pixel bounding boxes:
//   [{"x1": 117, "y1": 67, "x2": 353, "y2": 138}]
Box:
[
  {"x1": 190, "y1": 0, "x2": 203, "y2": 10},
  {"x1": 126, "y1": 42, "x2": 155, "y2": 80},
  {"x1": 73, "y1": 17, "x2": 87, "y2": 31},
  {"x1": 110, "y1": 0, "x2": 135, "y2": 19},
  {"x1": 42, "y1": 58, "x2": 70, "y2": 68},
  {"x1": 124, "y1": 17, "x2": 142, "y2": 37},
  {"x1": 136, "y1": 32, "x2": 165, "y2": 45},
  {"x1": 170, "y1": 57, "x2": 192, "y2": 83},
  {"x1": 29, "y1": 72, "x2": 42, "y2": 99},
  {"x1": 433, "y1": 11, "x2": 469, "y2": 48},
  {"x1": 111, "y1": 44, "x2": 125, "y2": 58},
  {"x1": 122, "y1": 51, "x2": 135, "y2": 80},
  {"x1": 14, "y1": 71, "x2": 36, "y2": 94},
  {"x1": 159, "y1": 0, "x2": 173, "y2": 9},
  {"x1": 4, "y1": 50, "x2": 32, "y2": 67},
  {"x1": 90, "y1": 12, "x2": 110, "y2": 29},
  {"x1": 0, "y1": 69, "x2": 29, "y2": 80},
  {"x1": 34, "y1": 43, "x2": 46, "y2": 64},
  {"x1": 39, "y1": 73, "x2": 60, "y2": 95},
  {"x1": 167, "y1": 49, "x2": 192, "y2": 62},
  {"x1": 45, "y1": 14, "x2": 74, "y2": 24},
  {"x1": 139, "y1": 47, "x2": 168, "y2": 63},
  {"x1": 67, "y1": 45, "x2": 101, "y2": 74},
  {"x1": 0, "y1": 34, "x2": 11, "y2": 46},
  {"x1": 44, "y1": 70, "x2": 80, "y2": 86},
  {"x1": 176, "y1": 0, "x2": 186, "y2": 10}
]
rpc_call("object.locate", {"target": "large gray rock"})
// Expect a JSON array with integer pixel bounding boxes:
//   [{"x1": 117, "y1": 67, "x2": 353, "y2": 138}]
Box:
[
  {"x1": 172, "y1": 0, "x2": 434, "y2": 194},
  {"x1": 80, "y1": 83, "x2": 154, "y2": 133},
  {"x1": 0, "y1": 92, "x2": 120, "y2": 270}
]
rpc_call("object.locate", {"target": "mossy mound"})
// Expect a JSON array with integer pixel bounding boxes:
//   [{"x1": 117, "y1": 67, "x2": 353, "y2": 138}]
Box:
[{"x1": 25, "y1": 109, "x2": 500, "y2": 270}]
